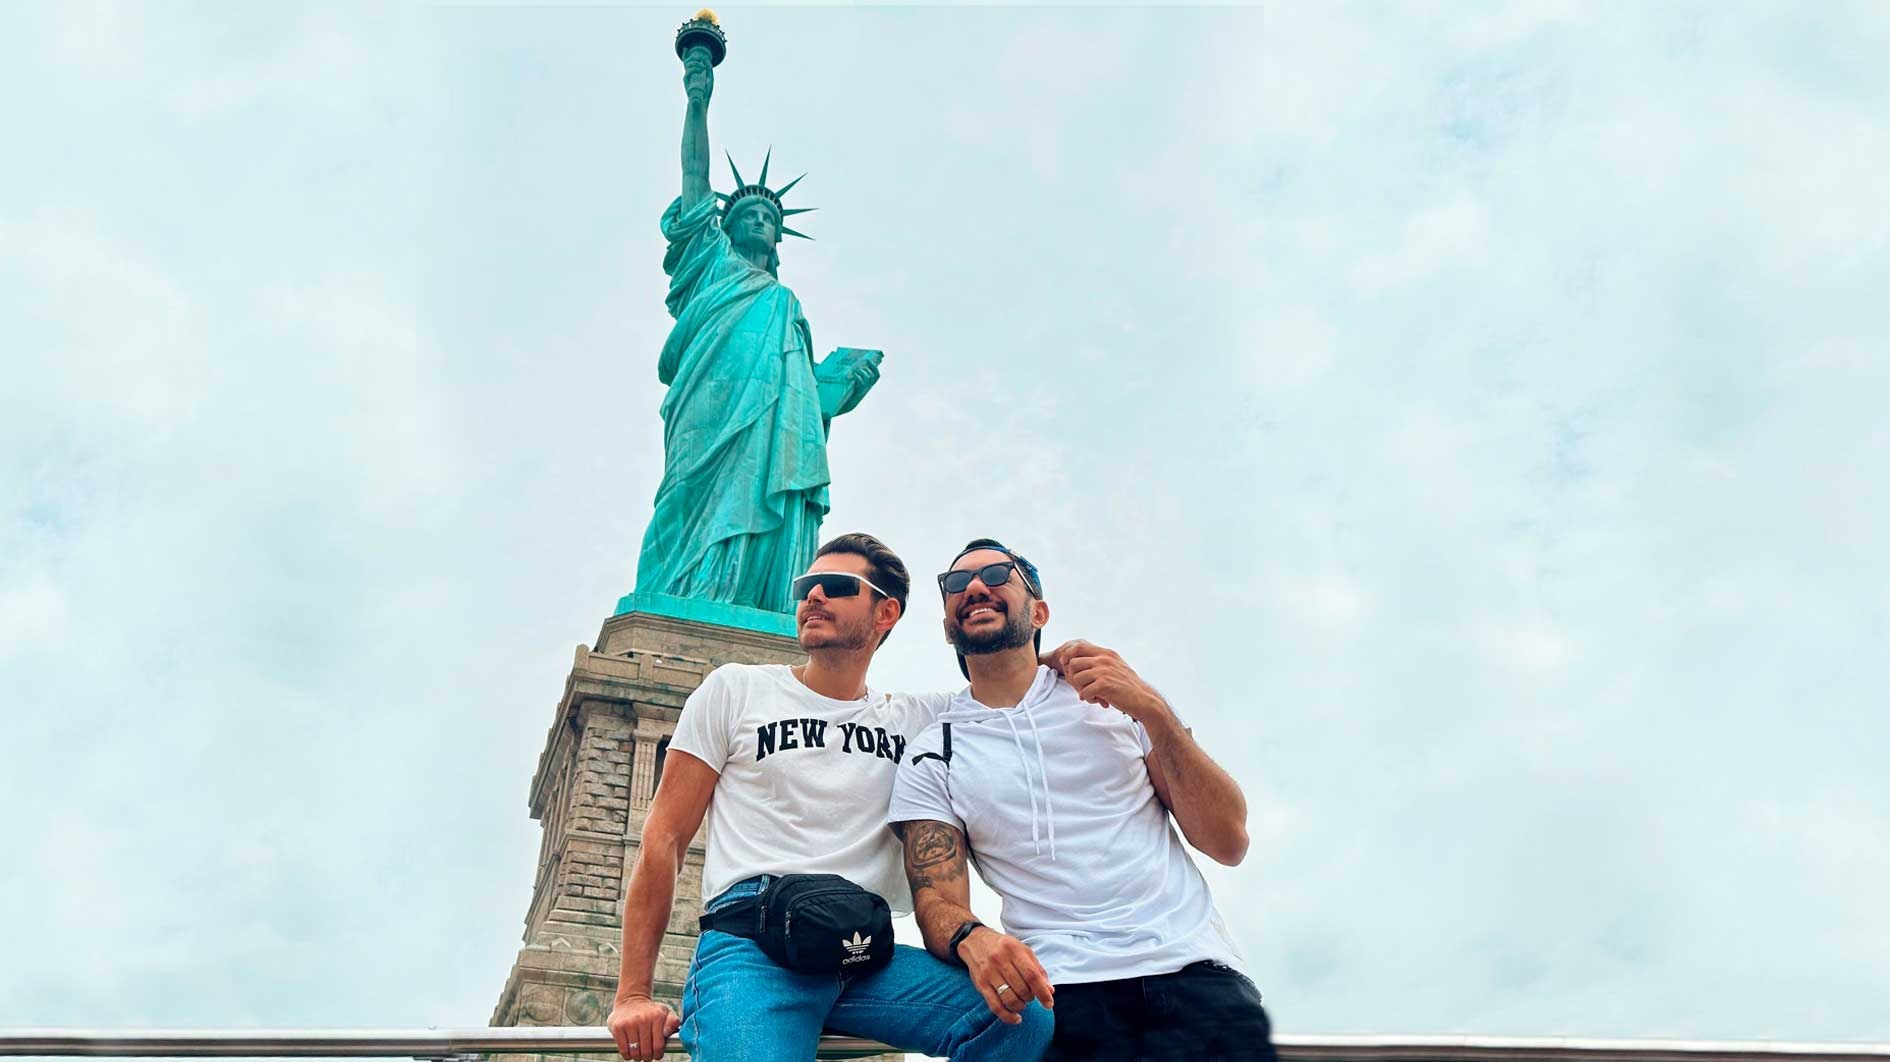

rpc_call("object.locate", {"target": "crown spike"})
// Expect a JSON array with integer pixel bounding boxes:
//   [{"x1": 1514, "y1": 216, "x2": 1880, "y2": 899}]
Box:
[{"x1": 722, "y1": 153, "x2": 814, "y2": 240}]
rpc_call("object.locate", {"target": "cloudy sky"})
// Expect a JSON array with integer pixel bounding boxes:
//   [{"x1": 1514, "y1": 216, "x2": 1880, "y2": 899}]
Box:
[{"x1": 4, "y1": 0, "x2": 1888, "y2": 1048}]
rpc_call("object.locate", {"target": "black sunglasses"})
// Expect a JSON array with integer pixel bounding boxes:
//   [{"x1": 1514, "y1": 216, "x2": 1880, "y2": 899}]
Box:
[
  {"x1": 790, "y1": 571, "x2": 892, "y2": 602},
  {"x1": 937, "y1": 562, "x2": 1036, "y2": 597}
]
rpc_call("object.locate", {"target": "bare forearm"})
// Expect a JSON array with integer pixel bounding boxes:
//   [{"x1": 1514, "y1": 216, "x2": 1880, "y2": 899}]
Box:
[
  {"x1": 914, "y1": 889, "x2": 978, "y2": 961},
  {"x1": 1143, "y1": 710, "x2": 1250, "y2": 865},
  {"x1": 902, "y1": 820, "x2": 977, "y2": 962},
  {"x1": 900, "y1": 819, "x2": 1053, "y2": 1021},
  {"x1": 615, "y1": 833, "x2": 683, "y2": 1000}
]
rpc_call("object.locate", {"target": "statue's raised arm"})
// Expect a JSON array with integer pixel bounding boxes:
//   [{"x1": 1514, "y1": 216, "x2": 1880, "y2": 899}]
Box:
[{"x1": 679, "y1": 37, "x2": 712, "y2": 209}]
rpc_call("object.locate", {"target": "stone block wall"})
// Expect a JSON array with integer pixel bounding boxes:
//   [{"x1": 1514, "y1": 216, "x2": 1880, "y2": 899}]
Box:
[{"x1": 492, "y1": 611, "x2": 805, "y2": 1061}]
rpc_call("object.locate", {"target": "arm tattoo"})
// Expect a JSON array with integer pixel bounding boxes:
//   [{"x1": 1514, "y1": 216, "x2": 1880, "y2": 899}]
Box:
[
  {"x1": 903, "y1": 821, "x2": 979, "y2": 960},
  {"x1": 904, "y1": 821, "x2": 966, "y2": 892},
  {"x1": 911, "y1": 822, "x2": 958, "y2": 867}
]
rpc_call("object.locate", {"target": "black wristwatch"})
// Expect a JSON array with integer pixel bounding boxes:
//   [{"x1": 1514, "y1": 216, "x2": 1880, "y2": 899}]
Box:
[{"x1": 946, "y1": 919, "x2": 985, "y2": 964}]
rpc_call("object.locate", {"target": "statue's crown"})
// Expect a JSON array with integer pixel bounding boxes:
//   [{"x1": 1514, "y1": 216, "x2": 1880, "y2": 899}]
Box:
[{"x1": 717, "y1": 148, "x2": 816, "y2": 240}]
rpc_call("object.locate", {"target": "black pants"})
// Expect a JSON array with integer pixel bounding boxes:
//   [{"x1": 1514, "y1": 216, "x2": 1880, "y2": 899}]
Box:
[{"x1": 1045, "y1": 961, "x2": 1276, "y2": 1062}]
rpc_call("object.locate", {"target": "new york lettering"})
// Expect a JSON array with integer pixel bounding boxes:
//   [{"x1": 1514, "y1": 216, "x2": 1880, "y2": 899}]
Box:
[
  {"x1": 751, "y1": 718, "x2": 906, "y2": 763},
  {"x1": 838, "y1": 722, "x2": 906, "y2": 764},
  {"x1": 755, "y1": 718, "x2": 828, "y2": 760}
]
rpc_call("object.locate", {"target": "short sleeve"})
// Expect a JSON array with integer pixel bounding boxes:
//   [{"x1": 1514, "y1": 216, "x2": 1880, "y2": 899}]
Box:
[
  {"x1": 886, "y1": 724, "x2": 964, "y2": 834},
  {"x1": 667, "y1": 664, "x2": 742, "y2": 774}
]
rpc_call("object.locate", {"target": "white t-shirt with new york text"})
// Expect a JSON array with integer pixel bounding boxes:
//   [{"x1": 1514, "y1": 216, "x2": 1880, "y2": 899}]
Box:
[{"x1": 667, "y1": 663, "x2": 951, "y2": 914}]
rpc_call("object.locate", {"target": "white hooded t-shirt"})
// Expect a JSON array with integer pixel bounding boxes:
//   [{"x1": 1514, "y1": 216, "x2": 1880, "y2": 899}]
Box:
[
  {"x1": 667, "y1": 662, "x2": 951, "y2": 914},
  {"x1": 886, "y1": 665, "x2": 1244, "y2": 985}
]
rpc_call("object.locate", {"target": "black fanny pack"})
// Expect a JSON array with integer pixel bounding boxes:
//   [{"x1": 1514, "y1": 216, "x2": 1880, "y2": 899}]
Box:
[{"x1": 698, "y1": 874, "x2": 894, "y2": 977}]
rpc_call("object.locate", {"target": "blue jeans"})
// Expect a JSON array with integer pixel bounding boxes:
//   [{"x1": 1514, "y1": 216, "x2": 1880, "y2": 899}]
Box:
[{"x1": 681, "y1": 877, "x2": 1053, "y2": 1061}]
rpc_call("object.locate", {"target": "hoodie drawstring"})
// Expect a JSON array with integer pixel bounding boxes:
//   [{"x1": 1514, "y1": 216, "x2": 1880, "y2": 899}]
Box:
[
  {"x1": 998, "y1": 697, "x2": 1058, "y2": 861},
  {"x1": 997, "y1": 710, "x2": 1042, "y2": 855},
  {"x1": 1022, "y1": 704, "x2": 1057, "y2": 860}
]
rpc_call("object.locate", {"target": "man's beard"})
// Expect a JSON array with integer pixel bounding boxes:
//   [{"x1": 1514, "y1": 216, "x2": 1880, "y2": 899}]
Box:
[
  {"x1": 947, "y1": 604, "x2": 1035, "y2": 656},
  {"x1": 799, "y1": 610, "x2": 875, "y2": 652}
]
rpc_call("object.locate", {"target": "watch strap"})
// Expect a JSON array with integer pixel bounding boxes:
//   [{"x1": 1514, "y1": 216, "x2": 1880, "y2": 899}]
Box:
[{"x1": 946, "y1": 919, "x2": 985, "y2": 964}]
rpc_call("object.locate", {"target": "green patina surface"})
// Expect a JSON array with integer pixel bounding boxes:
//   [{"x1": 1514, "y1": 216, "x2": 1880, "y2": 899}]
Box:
[
  {"x1": 613, "y1": 590, "x2": 798, "y2": 638},
  {"x1": 621, "y1": 12, "x2": 878, "y2": 621}
]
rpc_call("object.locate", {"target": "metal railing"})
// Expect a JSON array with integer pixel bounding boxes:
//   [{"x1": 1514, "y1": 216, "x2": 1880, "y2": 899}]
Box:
[
  {"x1": 0, "y1": 1028, "x2": 869, "y2": 1059},
  {"x1": 4, "y1": 1029, "x2": 1890, "y2": 1062}
]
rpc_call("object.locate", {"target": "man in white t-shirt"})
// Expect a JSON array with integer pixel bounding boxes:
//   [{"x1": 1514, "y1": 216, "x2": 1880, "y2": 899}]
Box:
[
  {"x1": 605, "y1": 533, "x2": 1053, "y2": 1062},
  {"x1": 888, "y1": 539, "x2": 1274, "y2": 1062}
]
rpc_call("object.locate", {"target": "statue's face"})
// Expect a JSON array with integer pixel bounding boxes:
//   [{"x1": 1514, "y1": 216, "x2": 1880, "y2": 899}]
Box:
[{"x1": 727, "y1": 201, "x2": 779, "y2": 254}]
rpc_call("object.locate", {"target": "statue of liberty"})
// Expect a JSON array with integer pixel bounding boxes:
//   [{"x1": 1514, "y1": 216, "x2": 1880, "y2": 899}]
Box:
[{"x1": 629, "y1": 12, "x2": 882, "y2": 617}]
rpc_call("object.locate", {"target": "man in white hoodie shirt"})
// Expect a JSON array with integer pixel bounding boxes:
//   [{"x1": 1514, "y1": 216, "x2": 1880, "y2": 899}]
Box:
[{"x1": 887, "y1": 539, "x2": 1274, "y2": 1062}]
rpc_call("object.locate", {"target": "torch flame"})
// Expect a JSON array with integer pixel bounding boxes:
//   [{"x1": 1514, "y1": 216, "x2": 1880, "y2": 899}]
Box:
[{"x1": 694, "y1": 8, "x2": 719, "y2": 25}]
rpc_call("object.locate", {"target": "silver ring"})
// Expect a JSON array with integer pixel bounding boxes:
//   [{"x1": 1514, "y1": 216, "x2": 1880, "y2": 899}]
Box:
[{"x1": 996, "y1": 983, "x2": 1013, "y2": 995}]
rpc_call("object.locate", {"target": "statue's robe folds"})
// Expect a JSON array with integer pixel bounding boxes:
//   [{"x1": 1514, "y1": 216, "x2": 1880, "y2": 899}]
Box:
[{"x1": 633, "y1": 195, "x2": 833, "y2": 613}]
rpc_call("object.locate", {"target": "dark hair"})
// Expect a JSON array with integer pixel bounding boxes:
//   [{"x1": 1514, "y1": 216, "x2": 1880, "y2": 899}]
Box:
[
  {"x1": 949, "y1": 537, "x2": 1043, "y2": 676},
  {"x1": 815, "y1": 532, "x2": 910, "y2": 643}
]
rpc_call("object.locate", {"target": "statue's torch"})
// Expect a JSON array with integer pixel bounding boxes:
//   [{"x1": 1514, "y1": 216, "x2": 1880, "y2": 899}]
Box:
[{"x1": 675, "y1": 8, "x2": 727, "y2": 67}]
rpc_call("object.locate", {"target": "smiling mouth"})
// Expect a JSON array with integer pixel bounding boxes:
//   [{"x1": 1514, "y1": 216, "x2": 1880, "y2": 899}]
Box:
[{"x1": 959, "y1": 603, "x2": 1004, "y2": 622}]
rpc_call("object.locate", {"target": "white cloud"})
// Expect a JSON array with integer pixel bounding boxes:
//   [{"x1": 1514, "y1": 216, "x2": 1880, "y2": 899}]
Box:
[
  {"x1": 1258, "y1": 305, "x2": 1339, "y2": 390},
  {"x1": 0, "y1": 576, "x2": 69, "y2": 658},
  {"x1": 1352, "y1": 196, "x2": 1493, "y2": 292},
  {"x1": 1474, "y1": 616, "x2": 1574, "y2": 675},
  {"x1": 0, "y1": 214, "x2": 201, "y2": 431},
  {"x1": 1271, "y1": 568, "x2": 1371, "y2": 633}
]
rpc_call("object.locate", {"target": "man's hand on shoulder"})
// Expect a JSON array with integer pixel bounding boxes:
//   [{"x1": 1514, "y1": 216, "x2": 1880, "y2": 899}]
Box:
[
  {"x1": 957, "y1": 925, "x2": 1055, "y2": 1024},
  {"x1": 607, "y1": 993, "x2": 681, "y2": 1062},
  {"x1": 1041, "y1": 639, "x2": 1169, "y2": 724}
]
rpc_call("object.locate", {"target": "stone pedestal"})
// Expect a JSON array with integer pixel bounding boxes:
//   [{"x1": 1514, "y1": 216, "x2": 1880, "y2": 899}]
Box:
[{"x1": 491, "y1": 610, "x2": 804, "y2": 1057}]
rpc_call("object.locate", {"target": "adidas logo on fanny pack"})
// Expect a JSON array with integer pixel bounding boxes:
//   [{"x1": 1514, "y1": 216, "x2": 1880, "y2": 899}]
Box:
[{"x1": 840, "y1": 932, "x2": 872, "y2": 965}]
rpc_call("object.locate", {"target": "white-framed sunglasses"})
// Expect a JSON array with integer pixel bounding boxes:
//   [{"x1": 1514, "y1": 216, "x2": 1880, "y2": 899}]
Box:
[{"x1": 790, "y1": 571, "x2": 892, "y2": 602}]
